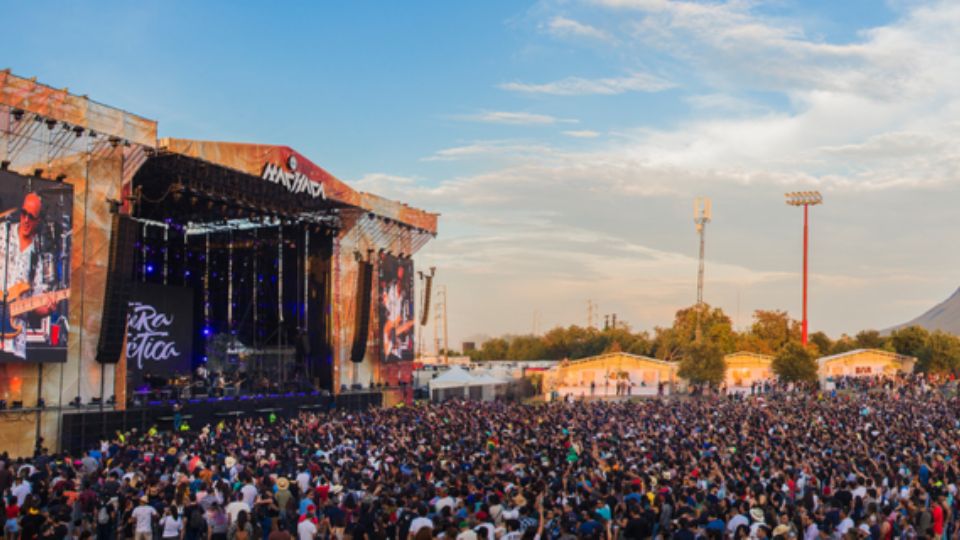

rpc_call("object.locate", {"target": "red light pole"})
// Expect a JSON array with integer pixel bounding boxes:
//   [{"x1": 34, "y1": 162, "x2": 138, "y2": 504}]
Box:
[{"x1": 785, "y1": 191, "x2": 822, "y2": 346}]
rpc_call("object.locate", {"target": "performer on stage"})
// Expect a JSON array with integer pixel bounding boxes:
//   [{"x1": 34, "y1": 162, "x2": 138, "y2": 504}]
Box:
[
  {"x1": 381, "y1": 264, "x2": 414, "y2": 361},
  {"x1": 0, "y1": 193, "x2": 58, "y2": 361}
]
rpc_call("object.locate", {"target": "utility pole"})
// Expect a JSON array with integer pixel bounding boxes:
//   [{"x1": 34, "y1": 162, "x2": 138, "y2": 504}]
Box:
[
  {"x1": 785, "y1": 191, "x2": 823, "y2": 346},
  {"x1": 693, "y1": 197, "x2": 712, "y2": 342},
  {"x1": 433, "y1": 293, "x2": 441, "y2": 362},
  {"x1": 532, "y1": 310, "x2": 541, "y2": 336},
  {"x1": 587, "y1": 300, "x2": 596, "y2": 329}
]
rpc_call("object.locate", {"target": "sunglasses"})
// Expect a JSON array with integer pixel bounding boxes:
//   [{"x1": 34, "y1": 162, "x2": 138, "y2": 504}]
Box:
[{"x1": 20, "y1": 208, "x2": 38, "y2": 221}]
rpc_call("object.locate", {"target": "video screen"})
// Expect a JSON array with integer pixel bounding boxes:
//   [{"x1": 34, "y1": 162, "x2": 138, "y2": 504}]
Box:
[
  {"x1": 379, "y1": 254, "x2": 415, "y2": 363},
  {"x1": 0, "y1": 170, "x2": 72, "y2": 363}
]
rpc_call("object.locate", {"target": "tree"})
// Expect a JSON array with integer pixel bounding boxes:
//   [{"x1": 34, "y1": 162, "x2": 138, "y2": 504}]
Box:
[
  {"x1": 477, "y1": 337, "x2": 509, "y2": 361},
  {"x1": 854, "y1": 330, "x2": 886, "y2": 350},
  {"x1": 808, "y1": 331, "x2": 833, "y2": 357},
  {"x1": 829, "y1": 334, "x2": 858, "y2": 355},
  {"x1": 651, "y1": 304, "x2": 735, "y2": 361},
  {"x1": 890, "y1": 326, "x2": 928, "y2": 359},
  {"x1": 747, "y1": 310, "x2": 801, "y2": 354},
  {"x1": 678, "y1": 341, "x2": 726, "y2": 386},
  {"x1": 506, "y1": 335, "x2": 547, "y2": 360},
  {"x1": 773, "y1": 341, "x2": 818, "y2": 383},
  {"x1": 917, "y1": 331, "x2": 960, "y2": 374}
]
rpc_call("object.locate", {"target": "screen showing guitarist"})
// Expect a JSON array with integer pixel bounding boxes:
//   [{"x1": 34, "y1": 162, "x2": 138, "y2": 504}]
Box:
[{"x1": 0, "y1": 192, "x2": 59, "y2": 360}]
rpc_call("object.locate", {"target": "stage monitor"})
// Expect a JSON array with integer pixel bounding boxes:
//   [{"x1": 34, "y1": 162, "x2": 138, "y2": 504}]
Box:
[
  {"x1": 0, "y1": 171, "x2": 73, "y2": 363},
  {"x1": 379, "y1": 254, "x2": 415, "y2": 363},
  {"x1": 125, "y1": 284, "x2": 195, "y2": 384}
]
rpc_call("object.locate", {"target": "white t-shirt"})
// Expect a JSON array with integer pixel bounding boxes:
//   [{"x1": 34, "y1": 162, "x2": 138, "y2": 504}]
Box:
[
  {"x1": 410, "y1": 516, "x2": 434, "y2": 536},
  {"x1": 837, "y1": 517, "x2": 855, "y2": 536},
  {"x1": 0, "y1": 224, "x2": 46, "y2": 359},
  {"x1": 435, "y1": 496, "x2": 455, "y2": 513},
  {"x1": 296, "y1": 472, "x2": 311, "y2": 493},
  {"x1": 226, "y1": 501, "x2": 250, "y2": 524},
  {"x1": 11, "y1": 481, "x2": 31, "y2": 506},
  {"x1": 297, "y1": 519, "x2": 318, "y2": 540},
  {"x1": 241, "y1": 484, "x2": 258, "y2": 508},
  {"x1": 132, "y1": 505, "x2": 158, "y2": 533},
  {"x1": 159, "y1": 515, "x2": 182, "y2": 538}
]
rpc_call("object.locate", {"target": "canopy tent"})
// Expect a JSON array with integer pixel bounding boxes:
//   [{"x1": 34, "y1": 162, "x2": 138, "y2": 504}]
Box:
[{"x1": 428, "y1": 366, "x2": 509, "y2": 402}]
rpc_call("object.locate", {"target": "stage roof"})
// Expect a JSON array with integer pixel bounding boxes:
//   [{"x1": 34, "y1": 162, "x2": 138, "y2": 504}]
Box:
[{"x1": 160, "y1": 138, "x2": 438, "y2": 234}]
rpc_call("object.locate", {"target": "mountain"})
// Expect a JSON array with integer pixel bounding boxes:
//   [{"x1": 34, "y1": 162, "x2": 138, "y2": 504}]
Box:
[{"x1": 889, "y1": 287, "x2": 960, "y2": 335}]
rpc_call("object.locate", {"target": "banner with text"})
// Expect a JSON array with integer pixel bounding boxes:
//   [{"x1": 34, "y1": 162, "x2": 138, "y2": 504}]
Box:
[{"x1": 126, "y1": 284, "x2": 194, "y2": 384}]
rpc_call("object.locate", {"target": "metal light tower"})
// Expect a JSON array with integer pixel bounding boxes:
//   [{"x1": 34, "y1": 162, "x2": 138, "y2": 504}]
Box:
[
  {"x1": 785, "y1": 191, "x2": 823, "y2": 346},
  {"x1": 693, "y1": 197, "x2": 711, "y2": 341}
]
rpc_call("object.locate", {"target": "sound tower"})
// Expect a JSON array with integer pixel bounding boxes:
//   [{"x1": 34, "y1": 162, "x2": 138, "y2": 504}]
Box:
[
  {"x1": 350, "y1": 261, "x2": 373, "y2": 363},
  {"x1": 420, "y1": 272, "x2": 433, "y2": 326},
  {"x1": 96, "y1": 213, "x2": 138, "y2": 363}
]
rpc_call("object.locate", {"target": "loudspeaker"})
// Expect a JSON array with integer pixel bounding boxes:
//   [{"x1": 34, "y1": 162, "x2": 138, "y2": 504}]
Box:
[
  {"x1": 420, "y1": 271, "x2": 433, "y2": 326},
  {"x1": 350, "y1": 261, "x2": 373, "y2": 363},
  {"x1": 96, "y1": 214, "x2": 137, "y2": 363}
]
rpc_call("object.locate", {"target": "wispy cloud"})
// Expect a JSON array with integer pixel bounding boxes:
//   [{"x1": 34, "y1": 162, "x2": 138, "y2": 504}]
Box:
[
  {"x1": 500, "y1": 72, "x2": 674, "y2": 95},
  {"x1": 454, "y1": 111, "x2": 578, "y2": 125},
  {"x1": 562, "y1": 130, "x2": 602, "y2": 138},
  {"x1": 545, "y1": 16, "x2": 612, "y2": 41}
]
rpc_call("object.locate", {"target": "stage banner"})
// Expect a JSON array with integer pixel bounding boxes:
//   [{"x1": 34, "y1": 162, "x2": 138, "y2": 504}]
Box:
[
  {"x1": 125, "y1": 284, "x2": 194, "y2": 383},
  {"x1": 0, "y1": 171, "x2": 73, "y2": 363},
  {"x1": 379, "y1": 254, "x2": 415, "y2": 363}
]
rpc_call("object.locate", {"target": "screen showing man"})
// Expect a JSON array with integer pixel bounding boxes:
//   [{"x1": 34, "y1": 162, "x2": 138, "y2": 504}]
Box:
[
  {"x1": 379, "y1": 254, "x2": 415, "y2": 363},
  {"x1": 0, "y1": 171, "x2": 72, "y2": 363}
]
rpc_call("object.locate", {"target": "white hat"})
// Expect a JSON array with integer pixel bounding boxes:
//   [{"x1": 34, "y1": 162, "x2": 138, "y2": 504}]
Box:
[{"x1": 750, "y1": 508, "x2": 765, "y2": 523}]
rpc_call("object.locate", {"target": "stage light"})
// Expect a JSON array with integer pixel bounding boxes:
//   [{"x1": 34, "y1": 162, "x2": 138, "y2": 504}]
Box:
[
  {"x1": 11, "y1": 108, "x2": 24, "y2": 121},
  {"x1": 146, "y1": 264, "x2": 155, "y2": 274},
  {"x1": 88, "y1": 130, "x2": 97, "y2": 138},
  {"x1": 36, "y1": 398, "x2": 45, "y2": 409},
  {"x1": 34, "y1": 168, "x2": 43, "y2": 177},
  {"x1": 0, "y1": 160, "x2": 9, "y2": 170},
  {"x1": 55, "y1": 174, "x2": 66, "y2": 182},
  {"x1": 107, "y1": 395, "x2": 116, "y2": 405},
  {"x1": 0, "y1": 400, "x2": 6, "y2": 410},
  {"x1": 10, "y1": 401, "x2": 22, "y2": 410},
  {"x1": 89, "y1": 397, "x2": 102, "y2": 406},
  {"x1": 202, "y1": 327, "x2": 212, "y2": 337},
  {"x1": 45, "y1": 119, "x2": 57, "y2": 130},
  {"x1": 70, "y1": 396, "x2": 81, "y2": 407},
  {"x1": 72, "y1": 126, "x2": 84, "y2": 138}
]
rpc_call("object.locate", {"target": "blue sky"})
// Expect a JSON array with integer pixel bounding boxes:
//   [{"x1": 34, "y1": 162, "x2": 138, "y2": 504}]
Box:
[{"x1": 5, "y1": 0, "x2": 960, "y2": 346}]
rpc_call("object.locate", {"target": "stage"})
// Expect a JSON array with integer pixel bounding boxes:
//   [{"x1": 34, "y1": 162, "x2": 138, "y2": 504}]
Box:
[{"x1": 0, "y1": 72, "x2": 438, "y2": 456}]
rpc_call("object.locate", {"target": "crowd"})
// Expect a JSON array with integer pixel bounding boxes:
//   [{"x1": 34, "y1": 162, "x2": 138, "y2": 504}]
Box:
[{"x1": 0, "y1": 375, "x2": 958, "y2": 540}]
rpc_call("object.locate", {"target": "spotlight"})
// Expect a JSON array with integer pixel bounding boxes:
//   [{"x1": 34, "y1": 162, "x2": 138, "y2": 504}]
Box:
[
  {"x1": 72, "y1": 126, "x2": 84, "y2": 138},
  {"x1": 107, "y1": 395, "x2": 116, "y2": 405},
  {"x1": 108, "y1": 136, "x2": 121, "y2": 147},
  {"x1": 89, "y1": 397, "x2": 103, "y2": 406},
  {"x1": 11, "y1": 109, "x2": 24, "y2": 121},
  {"x1": 70, "y1": 396, "x2": 81, "y2": 407},
  {"x1": 0, "y1": 160, "x2": 9, "y2": 170},
  {"x1": 0, "y1": 400, "x2": 5, "y2": 410},
  {"x1": 10, "y1": 401, "x2": 21, "y2": 410},
  {"x1": 34, "y1": 168, "x2": 44, "y2": 178},
  {"x1": 55, "y1": 174, "x2": 66, "y2": 183},
  {"x1": 36, "y1": 398, "x2": 45, "y2": 409},
  {"x1": 88, "y1": 130, "x2": 97, "y2": 139},
  {"x1": 45, "y1": 119, "x2": 57, "y2": 130}
]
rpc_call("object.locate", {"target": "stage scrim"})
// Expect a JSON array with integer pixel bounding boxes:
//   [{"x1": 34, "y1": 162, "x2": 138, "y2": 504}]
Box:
[
  {"x1": 379, "y1": 254, "x2": 414, "y2": 363},
  {"x1": 0, "y1": 170, "x2": 72, "y2": 363},
  {"x1": 125, "y1": 284, "x2": 194, "y2": 386}
]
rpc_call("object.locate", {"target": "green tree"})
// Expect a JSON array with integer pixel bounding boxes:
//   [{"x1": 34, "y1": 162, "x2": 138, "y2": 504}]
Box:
[
  {"x1": 854, "y1": 330, "x2": 886, "y2": 350},
  {"x1": 773, "y1": 341, "x2": 818, "y2": 383},
  {"x1": 808, "y1": 331, "x2": 833, "y2": 357},
  {"x1": 478, "y1": 337, "x2": 509, "y2": 361},
  {"x1": 506, "y1": 335, "x2": 547, "y2": 360},
  {"x1": 890, "y1": 326, "x2": 929, "y2": 358},
  {"x1": 918, "y1": 331, "x2": 960, "y2": 374},
  {"x1": 651, "y1": 304, "x2": 735, "y2": 361},
  {"x1": 829, "y1": 334, "x2": 858, "y2": 355},
  {"x1": 678, "y1": 341, "x2": 726, "y2": 386}
]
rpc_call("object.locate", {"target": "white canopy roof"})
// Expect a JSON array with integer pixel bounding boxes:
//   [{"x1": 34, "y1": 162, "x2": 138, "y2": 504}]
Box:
[{"x1": 429, "y1": 366, "x2": 479, "y2": 390}]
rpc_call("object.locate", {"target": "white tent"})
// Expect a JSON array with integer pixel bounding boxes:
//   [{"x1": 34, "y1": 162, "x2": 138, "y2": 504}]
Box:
[
  {"x1": 427, "y1": 367, "x2": 512, "y2": 402},
  {"x1": 429, "y1": 367, "x2": 478, "y2": 402}
]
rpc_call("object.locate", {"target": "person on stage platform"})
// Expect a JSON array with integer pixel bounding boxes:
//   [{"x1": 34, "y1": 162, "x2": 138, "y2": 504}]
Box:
[{"x1": 0, "y1": 192, "x2": 60, "y2": 361}]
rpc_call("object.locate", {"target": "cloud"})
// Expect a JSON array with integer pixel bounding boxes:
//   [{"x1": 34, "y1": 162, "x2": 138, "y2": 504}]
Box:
[
  {"x1": 403, "y1": 1, "x2": 960, "y2": 343},
  {"x1": 453, "y1": 111, "x2": 578, "y2": 125},
  {"x1": 562, "y1": 130, "x2": 602, "y2": 138},
  {"x1": 499, "y1": 72, "x2": 674, "y2": 95},
  {"x1": 545, "y1": 16, "x2": 612, "y2": 41}
]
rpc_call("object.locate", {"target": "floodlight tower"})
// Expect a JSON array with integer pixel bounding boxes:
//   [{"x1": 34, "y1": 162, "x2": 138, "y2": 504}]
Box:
[
  {"x1": 785, "y1": 191, "x2": 823, "y2": 346},
  {"x1": 693, "y1": 197, "x2": 711, "y2": 341}
]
